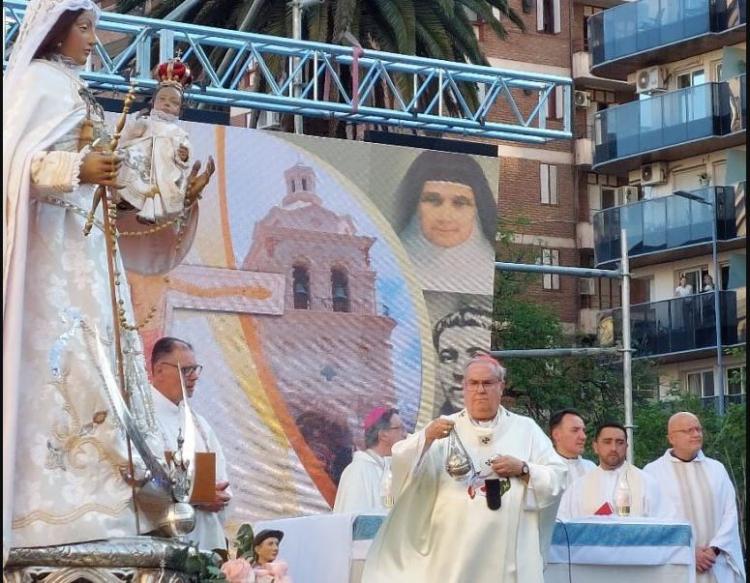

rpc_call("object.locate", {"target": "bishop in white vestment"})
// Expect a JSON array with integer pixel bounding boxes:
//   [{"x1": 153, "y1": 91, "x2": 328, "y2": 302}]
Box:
[
  {"x1": 558, "y1": 423, "x2": 674, "y2": 519},
  {"x1": 643, "y1": 412, "x2": 745, "y2": 583},
  {"x1": 362, "y1": 356, "x2": 567, "y2": 583},
  {"x1": 333, "y1": 450, "x2": 391, "y2": 514},
  {"x1": 334, "y1": 407, "x2": 405, "y2": 514}
]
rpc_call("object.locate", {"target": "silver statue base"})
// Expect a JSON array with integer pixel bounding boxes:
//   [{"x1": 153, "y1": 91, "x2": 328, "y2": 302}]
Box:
[{"x1": 4, "y1": 536, "x2": 211, "y2": 583}]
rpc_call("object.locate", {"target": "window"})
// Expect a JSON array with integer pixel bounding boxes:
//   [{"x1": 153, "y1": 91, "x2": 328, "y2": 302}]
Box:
[
  {"x1": 601, "y1": 187, "x2": 617, "y2": 209},
  {"x1": 677, "y1": 69, "x2": 706, "y2": 89},
  {"x1": 540, "y1": 164, "x2": 558, "y2": 205},
  {"x1": 464, "y1": 7, "x2": 485, "y2": 40},
  {"x1": 721, "y1": 263, "x2": 729, "y2": 291},
  {"x1": 727, "y1": 366, "x2": 746, "y2": 396},
  {"x1": 292, "y1": 265, "x2": 311, "y2": 309},
  {"x1": 537, "y1": 0, "x2": 561, "y2": 34},
  {"x1": 686, "y1": 370, "x2": 714, "y2": 398},
  {"x1": 546, "y1": 86, "x2": 565, "y2": 120},
  {"x1": 675, "y1": 267, "x2": 708, "y2": 296},
  {"x1": 541, "y1": 248, "x2": 560, "y2": 290},
  {"x1": 331, "y1": 268, "x2": 350, "y2": 313},
  {"x1": 582, "y1": 6, "x2": 602, "y2": 52}
]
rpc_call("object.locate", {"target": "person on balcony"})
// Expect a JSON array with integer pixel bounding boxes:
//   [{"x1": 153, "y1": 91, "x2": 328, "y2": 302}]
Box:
[{"x1": 675, "y1": 274, "x2": 694, "y2": 297}]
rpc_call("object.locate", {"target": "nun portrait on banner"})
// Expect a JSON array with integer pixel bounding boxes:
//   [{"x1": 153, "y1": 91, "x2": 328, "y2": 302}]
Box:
[
  {"x1": 362, "y1": 355, "x2": 567, "y2": 583},
  {"x1": 393, "y1": 150, "x2": 497, "y2": 295}
]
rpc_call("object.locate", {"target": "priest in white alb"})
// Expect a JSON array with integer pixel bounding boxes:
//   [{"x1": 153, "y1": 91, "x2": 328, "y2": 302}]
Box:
[
  {"x1": 549, "y1": 409, "x2": 596, "y2": 487},
  {"x1": 644, "y1": 412, "x2": 745, "y2": 583},
  {"x1": 541, "y1": 408, "x2": 597, "y2": 557},
  {"x1": 150, "y1": 337, "x2": 231, "y2": 551},
  {"x1": 558, "y1": 422, "x2": 674, "y2": 519},
  {"x1": 362, "y1": 355, "x2": 567, "y2": 583},
  {"x1": 333, "y1": 407, "x2": 406, "y2": 514}
]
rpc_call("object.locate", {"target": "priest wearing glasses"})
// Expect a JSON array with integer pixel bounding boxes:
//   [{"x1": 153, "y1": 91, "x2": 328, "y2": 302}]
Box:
[
  {"x1": 362, "y1": 355, "x2": 567, "y2": 583},
  {"x1": 150, "y1": 336, "x2": 231, "y2": 552}
]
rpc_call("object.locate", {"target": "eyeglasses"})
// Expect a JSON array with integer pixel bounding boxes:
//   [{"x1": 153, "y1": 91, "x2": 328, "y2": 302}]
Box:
[
  {"x1": 160, "y1": 362, "x2": 204, "y2": 376},
  {"x1": 465, "y1": 379, "x2": 500, "y2": 391},
  {"x1": 672, "y1": 427, "x2": 703, "y2": 435}
]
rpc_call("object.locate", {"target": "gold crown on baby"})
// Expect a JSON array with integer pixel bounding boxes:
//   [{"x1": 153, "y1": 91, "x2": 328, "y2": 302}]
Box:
[{"x1": 155, "y1": 57, "x2": 193, "y2": 92}]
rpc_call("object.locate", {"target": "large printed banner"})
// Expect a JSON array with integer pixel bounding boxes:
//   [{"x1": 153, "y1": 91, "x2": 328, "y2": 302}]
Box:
[{"x1": 125, "y1": 119, "x2": 499, "y2": 528}]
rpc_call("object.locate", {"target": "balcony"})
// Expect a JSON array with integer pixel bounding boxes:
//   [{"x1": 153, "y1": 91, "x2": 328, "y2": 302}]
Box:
[
  {"x1": 593, "y1": 187, "x2": 746, "y2": 268},
  {"x1": 572, "y1": 51, "x2": 634, "y2": 91},
  {"x1": 610, "y1": 291, "x2": 745, "y2": 361},
  {"x1": 589, "y1": 0, "x2": 746, "y2": 78},
  {"x1": 593, "y1": 78, "x2": 746, "y2": 173}
]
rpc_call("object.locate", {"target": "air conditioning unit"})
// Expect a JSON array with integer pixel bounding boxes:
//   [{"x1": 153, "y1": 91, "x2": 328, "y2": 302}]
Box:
[
  {"x1": 615, "y1": 185, "x2": 640, "y2": 205},
  {"x1": 257, "y1": 110, "x2": 282, "y2": 130},
  {"x1": 640, "y1": 162, "x2": 668, "y2": 186},
  {"x1": 574, "y1": 90, "x2": 591, "y2": 108},
  {"x1": 636, "y1": 66, "x2": 667, "y2": 94},
  {"x1": 579, "y1": 278, "x2": 596, "y2": 295}
]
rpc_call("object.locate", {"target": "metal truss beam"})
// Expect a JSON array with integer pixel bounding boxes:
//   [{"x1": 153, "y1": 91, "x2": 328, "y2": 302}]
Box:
[{"x1": 3, "y1": 0, "x2": 572, "y2": 143}]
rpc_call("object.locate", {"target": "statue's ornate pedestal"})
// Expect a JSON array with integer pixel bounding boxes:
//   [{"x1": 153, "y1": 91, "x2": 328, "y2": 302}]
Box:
[{"x1": 4, "y1": 537, "x2": 204, "y2": 583}]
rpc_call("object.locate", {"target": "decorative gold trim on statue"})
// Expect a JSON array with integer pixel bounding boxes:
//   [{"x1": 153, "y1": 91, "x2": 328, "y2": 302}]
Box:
[{"x1": 11, "y1": 500, "x2": 133, "y2": 528}]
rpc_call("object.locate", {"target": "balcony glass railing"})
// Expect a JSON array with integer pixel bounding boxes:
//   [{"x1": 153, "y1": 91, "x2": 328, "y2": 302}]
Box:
[
  {"x1": 593, "y1": 81, "x2": 742, "y2": 167},
  {"x1": 593, "y1": 187, "x2": 741, "y2": 266},
  {"x1": 610, "y1": 291, "x2": 743, "y2": 358},
  {"x1": 589, "y1": 0, "x2": 746, "y2": 67}
]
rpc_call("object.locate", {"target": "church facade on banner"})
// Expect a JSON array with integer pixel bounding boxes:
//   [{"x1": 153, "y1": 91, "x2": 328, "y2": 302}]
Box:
[{"x1": 123, "y1": 120, "x2": 499, "y2": 529}]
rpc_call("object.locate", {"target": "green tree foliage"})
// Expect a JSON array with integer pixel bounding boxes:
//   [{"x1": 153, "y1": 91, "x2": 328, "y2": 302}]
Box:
[{"x1": 494, "y1": 217, "x2": 746, "y2": 552}]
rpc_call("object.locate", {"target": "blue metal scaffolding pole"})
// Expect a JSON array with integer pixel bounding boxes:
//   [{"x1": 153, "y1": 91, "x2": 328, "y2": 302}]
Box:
[{"x1": 3, "y1": 0, "x2": 573, "y2": 144}]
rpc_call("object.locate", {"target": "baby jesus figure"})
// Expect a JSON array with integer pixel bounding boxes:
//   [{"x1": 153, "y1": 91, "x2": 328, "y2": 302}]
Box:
[{"x1": 117, "y1": 57, "x2": 195, "y2": 223}]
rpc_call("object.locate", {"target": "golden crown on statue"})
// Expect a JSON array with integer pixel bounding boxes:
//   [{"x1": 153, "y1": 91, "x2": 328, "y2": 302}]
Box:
[{"x1": 155, "y1": 55, "x2": 192, "y2": 92}]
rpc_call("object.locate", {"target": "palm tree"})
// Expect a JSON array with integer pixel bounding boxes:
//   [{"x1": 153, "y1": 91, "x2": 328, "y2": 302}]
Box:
[{"x1": 115, "y1": 0, "x2": 525, "y2": 133}]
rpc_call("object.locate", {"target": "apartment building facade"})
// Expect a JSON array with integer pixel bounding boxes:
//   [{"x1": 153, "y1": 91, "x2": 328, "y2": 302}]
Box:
[
  {"x1": 474, "y1": 0, "x2": 746, "y2": 405},
  {"x1": 582, "y1": 0, "x2": 747, "y2": 405}
]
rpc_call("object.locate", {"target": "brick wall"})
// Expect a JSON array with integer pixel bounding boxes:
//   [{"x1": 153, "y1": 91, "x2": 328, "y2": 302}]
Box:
[
  {"x1": 478, "y1": 2, "x2": 581, "y2": 326},
  {"x1": 480, "y1": 0, "x2": 572, "y2": 69}
]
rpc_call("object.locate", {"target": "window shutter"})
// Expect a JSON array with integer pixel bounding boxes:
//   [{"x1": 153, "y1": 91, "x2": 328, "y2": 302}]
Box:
[
  {"x1": 555, "y1": 86, "x2": 564, "y2": 119},
  {"x1": 540, "y1": 164, "x2": 550, "y2": 203}
]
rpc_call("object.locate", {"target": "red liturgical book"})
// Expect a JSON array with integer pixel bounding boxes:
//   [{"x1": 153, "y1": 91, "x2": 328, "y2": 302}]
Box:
[{"x1": 594, "y1": 502, "x2": 614, "y2": 515}]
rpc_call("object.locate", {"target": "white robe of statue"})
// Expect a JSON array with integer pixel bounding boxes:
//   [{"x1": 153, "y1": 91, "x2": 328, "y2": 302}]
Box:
[
  {"x1": 644, "y1": 450, "x2": 746, "y2": 583},
  {"x1": 151, "y1": 387, "x2": 230, "y2": 551},
  {"x1": 4, "y1": 57, "x2": 162, "y2": 550},
  {"x1": 557, "y1": 463, "x2": 675, "y2": 520},
  {"x1": 117, "y1": 112, "x2": 191, "y2": 223},
  {"x1": 333, "y1": 450, "x2": 390, "y2": 514},
  {"x1": 362, "y1": 408, "x2": 567, "y2": 583}
]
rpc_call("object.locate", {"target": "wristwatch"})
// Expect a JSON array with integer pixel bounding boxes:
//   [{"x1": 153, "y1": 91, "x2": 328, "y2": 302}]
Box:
[{"x1": 520, "y1": 462, "x2": 530, "y2": 476}]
